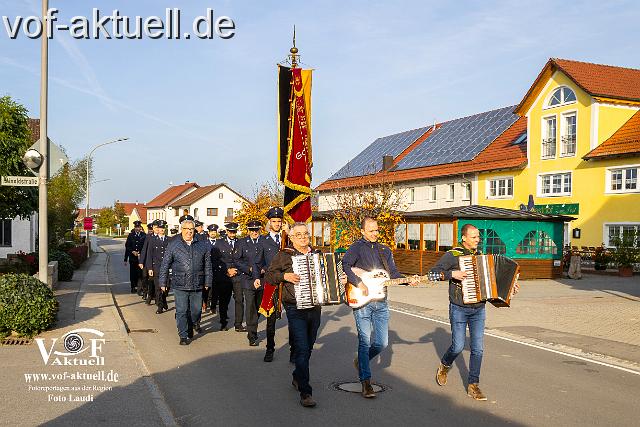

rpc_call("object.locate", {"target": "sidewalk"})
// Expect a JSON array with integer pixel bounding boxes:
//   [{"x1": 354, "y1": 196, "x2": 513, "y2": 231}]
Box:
[
  {"x1": 388, "y1": 274, "x2": 640, "y2": 369},
  {"x1": 0, "y1": 248, "x2": 169, "y2": 426}
]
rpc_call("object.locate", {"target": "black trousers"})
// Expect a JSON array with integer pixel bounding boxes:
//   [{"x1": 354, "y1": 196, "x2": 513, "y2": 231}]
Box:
[
  {"x1": 128, "y1": 258, "x2": 140, "y2": 290},
  {"x1": 210, "y1": 282, "x2": 219, "y2": 311},
  {"x1": 266, "y1": 309, "x2": 295, "y2": 353},
  {"x1": 217, "y1": 279, "x2": 233, "y2": 325},
  {"x1": 146, "y1": 275, "x2": 155, "y2": 302},
  {"x1": 231, "y1": 276, "x2": 244, "y2": 328},
  {"x1": 152, "y1": 276, "x2": 167, "y2": 309},
  {"x1": 243, "y1": 287, "x2": 263, "y2": 341}
]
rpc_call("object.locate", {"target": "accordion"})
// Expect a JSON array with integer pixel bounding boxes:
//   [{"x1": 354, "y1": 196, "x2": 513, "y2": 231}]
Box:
[
  {"x1": 458, "y1": 254, "x2": 519, "y2": 307},
  {"x1": 291, "y1": 252, "x2": 344, "y2": 309}
]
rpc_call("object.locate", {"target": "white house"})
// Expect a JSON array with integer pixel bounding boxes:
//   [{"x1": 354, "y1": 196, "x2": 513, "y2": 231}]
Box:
[
  {"x1": 145, "y1": 182, "x2": 199, "y2": 227},
  {"x1": 168, "y1": 183, "x2": 248, "y2": 230},
  {"x1": 0, "y1": 214, "x2": 38, "y2": 258}
]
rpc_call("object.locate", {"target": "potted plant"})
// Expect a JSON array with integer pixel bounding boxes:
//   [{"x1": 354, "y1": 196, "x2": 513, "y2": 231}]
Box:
[
  {"x1": 593, "y1": 246, "x2": 610, "y2": 270},
  {"x1": 610, "y1": 235, "x2": 639, "y2": 277}
]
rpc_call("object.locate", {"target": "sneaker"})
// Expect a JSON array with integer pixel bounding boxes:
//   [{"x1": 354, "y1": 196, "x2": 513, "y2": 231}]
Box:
[
  {"x1": 300, "y1": 394, "x2": 316, "y2": 408},
  {"x1": 436, "y1": 363, "x2": 451, "y2": 386},
  {"x1": 179, "y1": 338, "x2": 190, "y2": 346},
  {"x1": 467, "y1": 383, "x2": 487, "y2": 401},
  {"x1": 361, "y1": 380, "x2": 376, "y2": 398}
]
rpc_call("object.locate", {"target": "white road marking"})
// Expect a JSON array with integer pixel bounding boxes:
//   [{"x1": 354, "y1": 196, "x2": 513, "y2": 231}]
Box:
[{"x1": 389, "y1": 307, "x2": 640, "y2": 377}]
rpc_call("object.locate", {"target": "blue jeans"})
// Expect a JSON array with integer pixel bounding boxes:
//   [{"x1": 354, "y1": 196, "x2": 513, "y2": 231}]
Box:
[
  {"x1": 353, "y1": 300, "x2": 389, "y2": 381},
  {"x1": 174, "y1": 289, "x2": 203, "y2": 339},
  {"x1": 441, "y1": 303, "x2": 486, "y2": 384},
  {"x1": 284, "y1": 304, "x2": 321, "y2": 396}
]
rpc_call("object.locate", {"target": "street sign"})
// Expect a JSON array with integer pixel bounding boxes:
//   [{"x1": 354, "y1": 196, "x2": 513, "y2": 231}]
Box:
[
  {"x1": 83, "y1": 217, "x2": 94, "y2": 231},
  {"x1": 1, "y1": 176, "x2": 39, "y2": 186},
  {"x1": 28, "y1": 138, "x2": 69, "y2": 178}
]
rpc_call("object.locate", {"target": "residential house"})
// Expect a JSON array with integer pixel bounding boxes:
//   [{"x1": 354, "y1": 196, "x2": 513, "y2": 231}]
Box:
[
  {"x1": 168, "y1": 183, "x2": 248, "y2": 230},
  {"x1": 119, "y1": 202, "x2": 147, "y2": 232},
  {"x1": 145, "y1": 182, "x2": 199, "y2": 229},
  {"x1": 479, "y1": 58, "x2": 640, "y2": 248}
]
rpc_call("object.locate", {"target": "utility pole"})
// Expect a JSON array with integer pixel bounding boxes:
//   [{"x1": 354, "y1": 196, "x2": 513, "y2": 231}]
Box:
[{"x1": 38, "y1": 0, "x2": 49, "y2": 284}]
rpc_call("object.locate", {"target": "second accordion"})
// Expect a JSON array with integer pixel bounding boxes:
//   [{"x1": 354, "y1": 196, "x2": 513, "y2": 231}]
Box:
[
  {"x1": 291, "y1": 252, "x2": 344, "y2": 309},
  {"x1": 458, "y1": 254, "x2": 520, "y2": 307}
]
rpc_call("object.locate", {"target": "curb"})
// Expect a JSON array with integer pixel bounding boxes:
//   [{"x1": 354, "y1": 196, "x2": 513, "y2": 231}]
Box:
[{"x1": 100, "y1": 244, "x2": 178, "y2": 427}]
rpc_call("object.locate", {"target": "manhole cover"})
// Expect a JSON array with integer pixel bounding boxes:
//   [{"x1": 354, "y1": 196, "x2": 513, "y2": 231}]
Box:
[{"x1": 330, "y1": 381, "x2": 389, "y2": 393}]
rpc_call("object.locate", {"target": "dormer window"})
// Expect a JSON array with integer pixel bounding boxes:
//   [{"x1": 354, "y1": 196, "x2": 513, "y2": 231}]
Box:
[{"x1": 547, "y1": 87, "x2": 576, "y2": 107}]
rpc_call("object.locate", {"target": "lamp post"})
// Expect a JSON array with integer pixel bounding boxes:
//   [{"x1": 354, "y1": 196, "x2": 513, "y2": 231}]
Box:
[
  {"x1": 37, "y1": 0, "x2": 49, "y2": 284},
  {"x1": 85, "y1": 138, "x2": 129, "y2": 255}
]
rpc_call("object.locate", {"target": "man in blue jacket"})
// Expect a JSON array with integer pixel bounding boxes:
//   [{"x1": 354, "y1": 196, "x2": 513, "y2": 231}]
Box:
[{"x1": 159, "y1": 219, "x2": 212, "y2": 345}]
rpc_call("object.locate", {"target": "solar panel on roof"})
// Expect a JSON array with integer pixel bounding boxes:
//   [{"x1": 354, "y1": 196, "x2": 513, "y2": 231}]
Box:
[
  {"x1": 328, "y1": 126, "x2": 429, "y2": 180},
  {"x1": 394, "y1": 106, "x2": 518, "y2": 171}
]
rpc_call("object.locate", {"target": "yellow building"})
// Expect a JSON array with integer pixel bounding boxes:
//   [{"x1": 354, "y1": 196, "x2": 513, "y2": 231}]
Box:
[{"x1": 479, "y1": 58, "x2": 640, "y2": 248}]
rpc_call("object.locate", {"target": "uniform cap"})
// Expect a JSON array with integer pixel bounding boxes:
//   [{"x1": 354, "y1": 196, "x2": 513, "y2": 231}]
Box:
[
  {"x1": 179, "y1": 214, "x2": 194, "y2": 224},
  {"x1": 266, "y1": 207, "x2": 284, "y2": 219},
  {"x1": 194, "y1": 220, "x2": 204, "y2": 227},
  {"x1": 225, "y1": 222, "x2": 239, "y2": 232},
  {"x1": 247, "y1": 220, "x2": 262, "y2": 230},
  {"x1": 156, "y1": 220, "x2": 167, "y2": 227},
  {"x1": 133, "y1": 220, "x2": 142, "y2": 227},
  {"x1": 207, "y1": 224, "x2": 219, "y2": 232}
]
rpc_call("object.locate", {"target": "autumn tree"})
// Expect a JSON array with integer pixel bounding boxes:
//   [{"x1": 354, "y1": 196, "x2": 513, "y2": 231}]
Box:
[
  {"x1": 234, "y1": 182, "x2": 283, "y2": 235},
  {"x1": 113, "y1": 202, "x2": 128, "y2": 230},
  {"x1": 96, "y1": 207, "x2": 115, "y2": 234},
  {"x1": 325, "y1": 179, "x2": 406, "y2": 249}
]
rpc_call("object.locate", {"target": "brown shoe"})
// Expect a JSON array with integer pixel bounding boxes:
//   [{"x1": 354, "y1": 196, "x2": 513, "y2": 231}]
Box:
[
  {"x1": 361, "y1": 380, "x2": 376, "y2": 398},
  {"x1": 436, "y1": 363, "x2": 451, "y2": 386},
  {"x1": 467, "y1": 383, "x2": 487, "y2": 401},
  {"x1": 300, "y1": 394, "x2": 316, "y2": 407}
]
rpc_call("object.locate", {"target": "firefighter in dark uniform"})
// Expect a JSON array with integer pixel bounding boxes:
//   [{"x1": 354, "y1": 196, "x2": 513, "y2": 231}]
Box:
[
  {"x1": 194, "y1": 220, "x2": 206, "y2": 242},
  {"x1": 237, "y1": 220, "x2": 263, "y2": 346},
  {"x1": 258, "y1": 207, "x2": 294, "y2": 362},
  {"x1": 211, "y1": 226, "x2": 233, "y2": 330},
  {"x1": 145, "y1": 220, "x2": 170, "y2": 313},
  {"x1": 204, "y1": 224, "x2": 220, "y2": 315},
  {"x1": 216, "y1": 221, "x2": 246, "y2": 332},
  {"x1": 138, "y1": 221, "x2": 158, "y2": 302},
  {"x1": 124, "y1": 220, "x2": 147, "y2": 293}
]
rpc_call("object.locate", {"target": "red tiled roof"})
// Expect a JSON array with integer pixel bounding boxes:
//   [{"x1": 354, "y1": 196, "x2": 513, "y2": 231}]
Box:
[
  {"x1": 118, "y1": 202, "x2": 148, "y2": 221},
  {"x1": 170, "y1": 184, "x2": 223, "y2": 206},
  {"x1": 75, "y1": 208, "x2": 103, "y2": 221},
  {"x1": 516, "y1": 58, "x2": 640, "y2": 114},
  {"x1": 315, "y1": 117, "x2": 527, "y2": 191},
  {"x1": 584, "y1": 110, "x2": 640, "y2": 160},
  {"x1": 146, "y1": 183, "x2": 199, "y2": 207}
]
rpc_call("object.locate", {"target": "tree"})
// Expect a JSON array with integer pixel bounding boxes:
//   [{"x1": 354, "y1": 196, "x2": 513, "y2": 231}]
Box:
[
  {"x1": 96, "y1": 207, "x2": 115, "y2": 234},
  {"x1": 324, "y1": 179, "x2": 406, "y2": 249},
  {"x1": 48, "y1": 157, "x2": 91, "y2": 245},
  {"x1": 234, "y1": 182, "x2": 283, "y2": 235},
  {"x1": 113, "y1": 202, "x2": 128, "y2": 230},
  {"x1": 0, "y1": 96, "x2": 38, "y2": 219}
]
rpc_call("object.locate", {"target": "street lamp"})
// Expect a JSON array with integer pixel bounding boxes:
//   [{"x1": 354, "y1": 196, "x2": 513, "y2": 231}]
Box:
[{"x1": 85, "y1": 138, "x2": 129, "y2": 255}]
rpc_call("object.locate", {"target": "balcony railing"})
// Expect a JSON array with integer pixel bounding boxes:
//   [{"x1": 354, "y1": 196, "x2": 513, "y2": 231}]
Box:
[
  {"x1": 561, "y1": 135, "x2": 576, "y2": 156},
  {"x1": 541, "y1": 138, "x2": 556, "y2": 158}
]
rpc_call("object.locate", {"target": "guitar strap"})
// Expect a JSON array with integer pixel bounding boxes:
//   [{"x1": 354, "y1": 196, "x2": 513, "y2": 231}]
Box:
[{"x1": 376, "y1": 243, "x2": 391, "y2": 275}]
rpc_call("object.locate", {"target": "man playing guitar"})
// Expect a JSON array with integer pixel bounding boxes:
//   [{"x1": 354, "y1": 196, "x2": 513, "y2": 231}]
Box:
[{"x1": 342, "y1": 217, "x2": 418, "y2": 398}]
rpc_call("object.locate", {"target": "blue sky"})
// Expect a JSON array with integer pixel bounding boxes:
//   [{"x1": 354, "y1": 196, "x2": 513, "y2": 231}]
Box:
[{"x1": 1, "y1": 0, "x2": 639, "y2": 207}]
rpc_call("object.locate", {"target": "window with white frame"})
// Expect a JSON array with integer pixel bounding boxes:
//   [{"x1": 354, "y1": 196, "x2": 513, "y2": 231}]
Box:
[
  {"x1": 608, "y1": 166, "x2": 638, "y2": 193},
  {"x1": 560, "y1": 112, "x2": 577, "y2": 156},
  {"x1": 427, "y1": 185, "x2": 436, "y2": 201},
  {"x1": 606, "y1": 224, "x2": 639, "y2": 247},
  {"x1": 539, "y1": 172, "x2": 571, "y2": 196},
  {"x1": 542, "y1": 116, "x2": 556, "y2": 158},
  {"x1": 447, "y1": 183, "x2": 455, "y2": 201},
  {"x1": 226, "y1": 208, "x2": 234, "y2": 218},
  {"x1": 547, "y1": 86, "x2": 576, "y2": 107},
  {"x1": 409, "y1": 188, "x2": 415, "y2": 203},
  {"x1": 219, "y1": 193, "x2": 223, "y2": 199},
  {"x1": 462, "y1": 182, "x2": 471, "y2": 200},
  {"x1": 487, "y1": 177, "x2": 513, "y2": 198}
]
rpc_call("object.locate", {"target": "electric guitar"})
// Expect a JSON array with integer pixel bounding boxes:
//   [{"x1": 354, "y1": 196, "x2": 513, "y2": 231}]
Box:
[{"x1": 345, "y1": 268, "x2": 445, "y2": 309}]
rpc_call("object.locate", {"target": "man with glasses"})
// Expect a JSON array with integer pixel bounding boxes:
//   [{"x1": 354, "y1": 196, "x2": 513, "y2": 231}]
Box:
[
  {"x1": 265, "y1": 222, "x2": 319, "y2": 408},
  {"x1": 159, "y1": 219, "x2": 212, "y2": 345}
]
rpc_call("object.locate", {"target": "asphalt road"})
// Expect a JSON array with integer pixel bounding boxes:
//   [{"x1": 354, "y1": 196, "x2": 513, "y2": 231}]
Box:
[{"x1": 102, "y1": 238, "x2": 639, "y2": 427}]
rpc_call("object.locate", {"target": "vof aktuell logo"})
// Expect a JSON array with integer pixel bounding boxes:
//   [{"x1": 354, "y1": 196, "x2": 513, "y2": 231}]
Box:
[{"x1": 35, "y1": 328, "x2": 106, "y2": 366}]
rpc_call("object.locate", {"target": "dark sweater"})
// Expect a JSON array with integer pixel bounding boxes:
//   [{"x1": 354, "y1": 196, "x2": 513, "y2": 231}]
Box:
[{"x1": 430, "y1": 244, "x2": 485, "y2": 308}]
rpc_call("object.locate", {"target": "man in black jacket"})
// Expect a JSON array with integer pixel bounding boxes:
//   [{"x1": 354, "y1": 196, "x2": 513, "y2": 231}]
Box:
[
  {"x1": 237, "y1": 220, "x2": 264, "y2": 346},
  {"x1": 124, "y1": 221, "x2": 146, "y2": 293},
  {"x1": 265, "y1": 222, "x2": 319, "y2": 408},
  {"x1": 430, "y1": 223, "x2": 518, "y2": 401},
  {"x1": 159, "y1": 219, "x2": 212, "y2": 345},
  {"x1": 145, "y1": 220, "x2": 170, "y2": 314},
  {"x1": 216, "y1": 222, "x2": 245, "y2": 332}
]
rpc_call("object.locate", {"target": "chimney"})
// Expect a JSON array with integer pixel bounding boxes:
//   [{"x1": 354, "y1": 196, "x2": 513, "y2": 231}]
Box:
[{"x1": 382, "y1": 155, "x2": 394, "y2": 171}]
